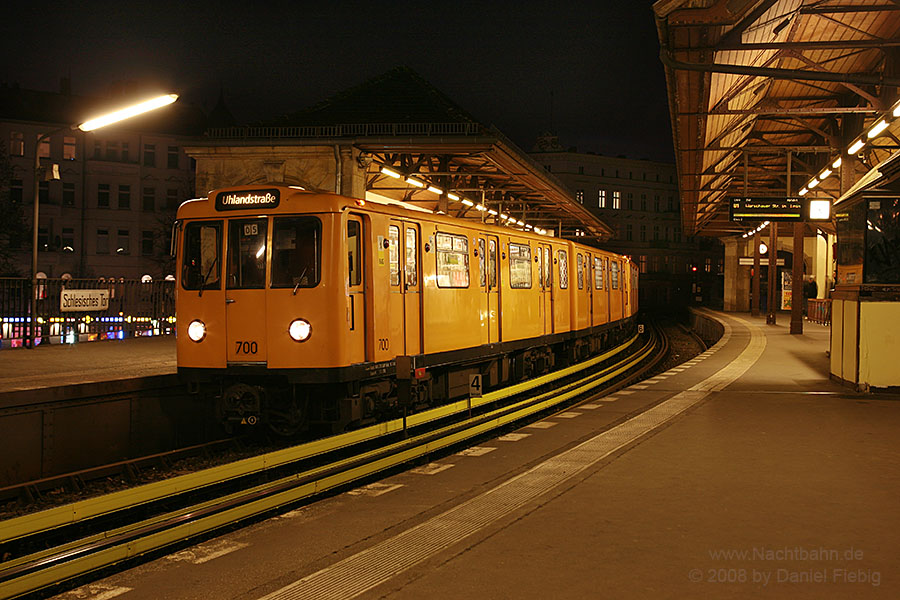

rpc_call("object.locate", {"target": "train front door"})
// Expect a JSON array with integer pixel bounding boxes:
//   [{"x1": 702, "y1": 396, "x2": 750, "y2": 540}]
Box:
[
  {"x1": 538, "y1": 243, "x2": 554, "y2": 335},
  {"x1": 225, "y1": 217, "x2": 268, "y2": 364},
  {"x1": 347, "y1": 215, "x2": 367, "y2": 363}
]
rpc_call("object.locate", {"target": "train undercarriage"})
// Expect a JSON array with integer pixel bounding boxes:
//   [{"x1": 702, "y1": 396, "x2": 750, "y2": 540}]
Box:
[{"x1": 195, "y1": 319, "x2": 635, "y2": 436}]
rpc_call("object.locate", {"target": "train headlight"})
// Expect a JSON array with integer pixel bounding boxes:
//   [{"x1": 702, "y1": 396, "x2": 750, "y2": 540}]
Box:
[
  {"x1": 187, "y1": 319, "x2": 206, "y2": 342},
  {"x1": 289, "y1": 318, "x2": 312, "y2": 342}
]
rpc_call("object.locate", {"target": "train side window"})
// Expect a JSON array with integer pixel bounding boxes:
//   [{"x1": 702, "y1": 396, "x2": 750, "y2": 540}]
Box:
[
  {"x1": 347, "y1": 220, "x2": 361, "y2": 286},
  {"x1": 509, "y1": 243, "x2": 532, "y2": 289},
  {"x1": 226, "y1": 218, "x2": 267, "y2": 289},
  {"x1": 478, "y1": 239, "x2": 486, "y2": 287},
  {"x1": 388, "y1": 225, "x2": 400, "y2": 286},
  {"x1": 593, "y1": 256, "x2": 604, "y2": 290},
  {"x1": 543, "y1": 247, "x2": 552, "y2": 289},
  {"x1": 405, "y1": 227, "x2": 418, "y2": 287},
  {"x1": 435, "y1": 232, "x2": 470, "y2": 288},
  {"x1": 611, "y1": 260, "x2": 620, "y2": 289},
  {"x1": 271, "y1": 216, "x2": 321, "y2": 288},
  {"x1": 558, "y1": 250, "x2": 568, "y2": 289},
  {"x1": 576, "y1": 254, "x2": 584, "y2": 290},
  {"x1": 488, "y1": 239, "x2": 497, "y2": 289},
  {"x1": 182, "y1": 221, "x2": 221, "y2": 290}
]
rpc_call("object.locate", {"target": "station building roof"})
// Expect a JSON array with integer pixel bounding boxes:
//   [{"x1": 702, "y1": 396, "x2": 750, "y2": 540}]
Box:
[
  {"x1": 654, "y1": 0, "x2": 900, "y2": 237},
  {"x1": 206, "y1": 67, "x2": 613, "y2": 241}
]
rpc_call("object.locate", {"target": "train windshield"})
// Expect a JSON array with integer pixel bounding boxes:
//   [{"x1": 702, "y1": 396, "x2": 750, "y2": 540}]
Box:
[
  {"x1": 182, "y1": 221, "x2": 222, "y2": 291},
  {"x1": 271, "y1": 216, "x2": 321, "y2": 288}
]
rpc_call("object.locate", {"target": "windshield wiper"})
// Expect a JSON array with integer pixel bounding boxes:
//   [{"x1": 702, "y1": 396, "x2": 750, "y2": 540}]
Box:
[{"x1": 198, "y1": 257, "x2": 218, "y2": 297}]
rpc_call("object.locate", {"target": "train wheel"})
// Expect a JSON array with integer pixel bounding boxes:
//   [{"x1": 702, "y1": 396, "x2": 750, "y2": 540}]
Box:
[{"x1": 267, "y1": 393, "x2": 308, "y2": 437}]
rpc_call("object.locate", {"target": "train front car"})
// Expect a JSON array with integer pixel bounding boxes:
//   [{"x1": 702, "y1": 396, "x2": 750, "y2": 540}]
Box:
[{"x1": 176, "y1": 186, "x2": 353, "y2": 435}]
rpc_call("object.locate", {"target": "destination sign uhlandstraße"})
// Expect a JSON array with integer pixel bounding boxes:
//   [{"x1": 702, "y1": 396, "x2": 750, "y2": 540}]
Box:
[
  {"x1": 215, "y1": 189, "x2": 280, "y2": 211},
  {"x1": 730, "y1": 197, "x2": 804, "y2": 222}
]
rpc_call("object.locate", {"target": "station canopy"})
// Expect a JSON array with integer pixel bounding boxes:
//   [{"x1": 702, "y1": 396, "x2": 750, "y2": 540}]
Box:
[
  {"x1": 654, "y1": 0, "x2": 900, "y2": 236},
  {"x1": 207, "y1": 67, "x2": 612, "y2": 241}
]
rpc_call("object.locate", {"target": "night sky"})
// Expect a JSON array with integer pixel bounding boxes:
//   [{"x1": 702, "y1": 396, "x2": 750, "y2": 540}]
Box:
[{"x1": 1, "y1": 1, "x2": 673, "y2": 162}]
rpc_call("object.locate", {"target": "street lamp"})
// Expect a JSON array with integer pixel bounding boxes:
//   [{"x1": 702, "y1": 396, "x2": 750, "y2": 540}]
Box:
[{"x1": 29, "y1": 93, "x2": 178, "y2": 348}]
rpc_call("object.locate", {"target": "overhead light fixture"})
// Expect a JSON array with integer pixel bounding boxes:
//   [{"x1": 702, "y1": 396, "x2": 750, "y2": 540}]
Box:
[
  {"x1": 809, "y1": 199, "x2": 831, "y2": 221},
  {"x1": 848, "y1": 138, "x2": 865, "y2": 154},
  {"x1": 499, "y1": 213, "x2": 509, "y2": 220},
  {"x1": 819, "y1": 169, "x2": 832, "y2": 180},
  {"x1": 799, "y1": 187, "x2": 808, "y2": 196},
  {"x1": 461, "y1": 198, "x2": 474, "y2": 206},
  {"x1": 447, "y1": 192, "x2": 460, "y2": 201},
  {"x1": 78, "y1": 94, "x2": 178, "y2": 131},
  {"x1": 488, "y1": 209, "x2": 498, "y2": 216},
  {"x1": 516, "y1": 220, "x2": 525, "y2": 226},
  {"x1": 381, "y1": 166, "x2": 402, "y2": 179},
  {"x1": 867, "y1": 119, "x2": 889, "y2": 139},
  {"x1": 808, "y1": 178, "x2": 819, "y2": 189},
  {"x1": 476, "y1": 204, "x2": 487, "y2": 211},
  {"x1": 427, "y1": 185, "x2": 444, "y2": 195},
  {"x1": 831, "y1": 157, "x2": 842, "y2": 169},
  {"x1": 406, "y1": 177, "x2": 425, "y2": 188}
]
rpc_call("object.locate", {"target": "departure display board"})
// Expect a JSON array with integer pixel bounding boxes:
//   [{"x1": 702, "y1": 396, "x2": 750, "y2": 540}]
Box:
[{"x1": 729, "y1": 197, "x2": 804, "y2": 222}]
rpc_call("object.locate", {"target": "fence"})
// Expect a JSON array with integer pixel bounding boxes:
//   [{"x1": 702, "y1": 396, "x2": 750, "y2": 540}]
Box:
[
  {"x1": 807, "y1": 298, "x2": 832, "y2": 326},
  {"x1": 0, "y1": 277, "x2": 176, "y2": 349}
]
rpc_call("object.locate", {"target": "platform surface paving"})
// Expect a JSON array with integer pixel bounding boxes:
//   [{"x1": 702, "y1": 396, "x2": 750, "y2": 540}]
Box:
[{"x1": 48, "y1": 312, "x2": 900, "y2": 600}]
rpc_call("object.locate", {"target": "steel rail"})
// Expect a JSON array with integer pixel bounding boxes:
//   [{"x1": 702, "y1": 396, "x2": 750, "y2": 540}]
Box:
[{"x1": 0, "y1": 327, "x2": 662, "y2": 599}]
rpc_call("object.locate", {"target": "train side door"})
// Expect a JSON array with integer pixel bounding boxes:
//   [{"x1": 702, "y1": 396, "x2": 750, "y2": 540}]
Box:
[
  {"x1": 225, "y1": 217, "x2": 268, "y2": 364},
  {"x1": 347, "y1": 216, "x2": 367, "y2": 363},
  {"x1": 403, "y1": 222, "x2": 422, "y2": 355},
  {"x1": 479, "y1": 235, "x2": 500, "y2": 343},
  {"x1": 538, "y1": 243, "x2": 554, "y2": 335}
]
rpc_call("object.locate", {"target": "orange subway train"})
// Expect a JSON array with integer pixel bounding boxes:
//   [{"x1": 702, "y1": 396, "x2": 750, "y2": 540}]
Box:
[{"x1": 175, "y1": 185, "x2": 638, "y2": 434}]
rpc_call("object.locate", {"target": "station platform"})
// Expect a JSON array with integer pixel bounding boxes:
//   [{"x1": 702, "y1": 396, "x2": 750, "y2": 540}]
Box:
[
  {"x1": 51, "y1": 311, "x2": 900, "y2": 599},
  {"x1": 0, "y1": 337, "x2": 175, "y2": 395}
]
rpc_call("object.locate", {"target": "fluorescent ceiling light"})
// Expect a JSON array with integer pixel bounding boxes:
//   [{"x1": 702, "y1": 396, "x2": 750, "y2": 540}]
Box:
[
  {"x1": 867, "y1": 119, "x2": 889, "y2": 139},
  {"x1": 819, "y1": 169, "x2": 832, "y2": 180},
  {"x1": 461, "y1": 198, "x2": 474, "y2": 206},
  {"x1": 831, "y1": 157, "x2": 842, "y2": 169},
  {"x1": 381, "y1": 167, "x2": 402, "y2": 179},
  {"x1": 447, "y1": 193, "x2": 460, "y2": 201},
  {"x1": 427, "y1": 186, "x2": 443, "y2": 195},
  {"x1": 848, "y1": 139, "x2": 865, "y2": 154},
  {"x1": 406, "y1": 177, "x2": 425, "y2": 188}
]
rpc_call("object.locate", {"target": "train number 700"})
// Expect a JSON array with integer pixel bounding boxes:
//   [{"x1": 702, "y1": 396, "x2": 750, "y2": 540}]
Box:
[{"x1": 235, "y1": 340, "x2": 258, "y2": 354}]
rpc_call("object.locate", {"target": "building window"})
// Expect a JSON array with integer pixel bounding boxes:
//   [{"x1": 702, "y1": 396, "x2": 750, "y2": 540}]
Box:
[
  {"x1": 61, "y1": 227, "x2": 75, "y2": 252},
  {"x1": 96, "y1": 228, "x2": 109, "y2": 254},
  {"x1": 629, "y1": 171, "x2": 633, "y2": 179},
  {"x1": 144, "y1": 144, "x2": 156, "y2": 167},
  {"x1": 576, "y1": 189, "x2": 584, "y2": 203},
  {"x1": 625, "y1": 224, "x2": 633, "y2": 241},
  {"x1": 650, "y1": 256, "x2": 660, "y2": 272},
  {"x1": 38, "y1": 227, "x2": 49, "y2": 251},
  {"x1": 10, "y1": 131, "x2": 24, "y2": 156},
  {"x1": 142, "y1": 187, "x2": 155, "y2": 211},
  {"x1": 668, "y1": 196, "x2": 674, "y2": 211},
  {"x1": 63, "y1": 182, "x2": 75, "y2": 206},
  {"x1": 666, "y1": 226, "x2": 672, "y2": 241},
  {"x1": 612, "y1": 191, "x2": 621, "y2": 210},
  {"x1": 142, "y1": 230, "x2": 154, "y2": 256},
  {"x1": 626, "y1": 192, "x2": 634, "y2": 210},
  {"x1": 39, "y1": 181, "x2": 49, "y2": 204},
  {"x1": 121, "y1": 142, "x2": 129, "y2": 162},
  {"x1": 10, "y1": 179, "x2": 23, "y2": 204},
  {"x1": 705, "y1": 258, "x2": 712, "y2": 273},
  {"x1": 654, "y1": 196, "x2": 660, "y2": 212},
  {"x1": 166, "y1": 188, "x2": 179, "y2": 209},
  {"x1": 37, "y1": 134, "x2": 50, "y2": 158},
  {"x1": 167, "y1": 146, "x2": 179, "y2": 169},
  {"x1": 598, "y1": 189, "x2": 606, "y2": 208},
  {"x1": 105, "y1": 141, "x2": 118, "y2": 161},
  {"x1": 578, "y1": 166, "x2": 584, "y2": 174},
  {"x1": 63, "y1": 136, "x2": 76, "y2": 160},
  {"x1": 118, "y1": 184, "x2": 130, "y2": 209},
  {"x1": 98, "y1": 183, "x2": 110, "y2": 208},
  {"x1": 93, "y1": 141, "x2": 102, "y2": 159},
  {"x1": 640, "y1": 225, "x2": 647, "y2": 242},
  {"x1": 674, "y1": 228, "x2": 682, "y2": 242},
  {"x1": 641, "y1": 194, "x2": 647, "y2": 211},
  {"x1": 116, "y1": 229, "x2": 130, "y2": 255},
  {"x1": 639, "y1": 255, "x2": 647, "y2": 273}
]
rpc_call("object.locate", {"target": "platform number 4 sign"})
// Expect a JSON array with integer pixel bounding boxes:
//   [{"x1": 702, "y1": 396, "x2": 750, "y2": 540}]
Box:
[{"x1": 469, "y1": 374, "x2": 483, "y2": 397}]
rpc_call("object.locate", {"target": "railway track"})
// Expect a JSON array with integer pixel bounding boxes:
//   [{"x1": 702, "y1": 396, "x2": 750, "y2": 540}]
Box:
[{"x1": 0, "y1": 323, "x2": 665, "y2": 599}]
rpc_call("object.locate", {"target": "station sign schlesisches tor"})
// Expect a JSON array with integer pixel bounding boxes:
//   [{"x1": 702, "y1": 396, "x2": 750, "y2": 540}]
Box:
[{"x1": 215, "y1": 188, "x2": 281, "y2": 211}]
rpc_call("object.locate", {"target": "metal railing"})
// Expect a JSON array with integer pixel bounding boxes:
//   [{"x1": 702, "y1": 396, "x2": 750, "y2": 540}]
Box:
[
  {"x1": 807, "y1": 298, "x2": 832, "y2": 325},
  {"x1": 0, "y1": 277, "x2": 175, "y2": 349},
  {"x1": 206, "y1": 122, "x2": 483, "y2": 139}
]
